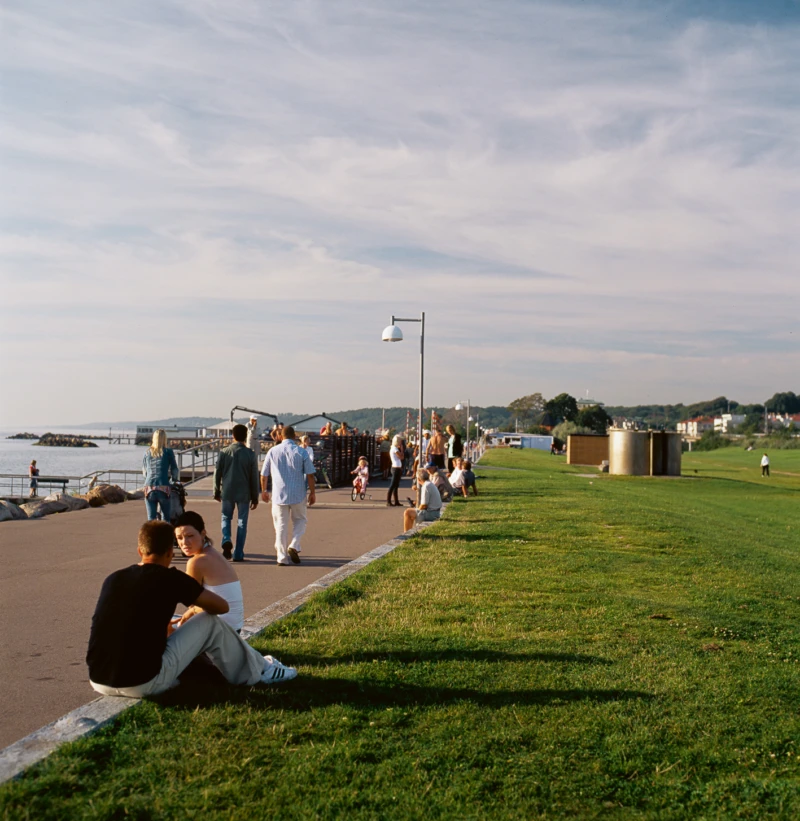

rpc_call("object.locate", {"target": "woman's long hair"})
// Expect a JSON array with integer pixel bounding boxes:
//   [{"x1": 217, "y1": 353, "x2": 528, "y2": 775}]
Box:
[{"x1": 150, "y1": 429, "x2": 167, "y2": 457}]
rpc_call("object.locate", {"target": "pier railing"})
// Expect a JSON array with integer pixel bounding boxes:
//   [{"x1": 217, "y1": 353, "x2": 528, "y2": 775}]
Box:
[{"x1": 0, "y1": 442, "x2": 227, "y2": 501}]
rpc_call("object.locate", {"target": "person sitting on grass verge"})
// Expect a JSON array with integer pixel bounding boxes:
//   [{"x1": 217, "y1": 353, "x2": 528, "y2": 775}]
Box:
[
  {"x1": 460, "y1": 460, "x2": 478, "y2": 496},
  {"x1": 86, "y1": 520, "x2": 296, "y2": 698},
  {"x1": 404, "y1": 469, "x2": 442, "y2": 532},
  {"x1": 426, "y1": 462, "x2": 454, "y2": 502},
  {"x1": 174, "y1": 511, "x2": 245, "y2": 633}
]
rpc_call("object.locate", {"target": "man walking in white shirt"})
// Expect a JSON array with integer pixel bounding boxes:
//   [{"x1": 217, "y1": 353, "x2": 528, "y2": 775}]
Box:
[{"x1": 260, "y1": 426, "x2": 316, "y2": 565}]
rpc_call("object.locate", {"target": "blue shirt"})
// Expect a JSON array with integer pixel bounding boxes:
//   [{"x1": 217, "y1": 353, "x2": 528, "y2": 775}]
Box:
[{"x1": 261, "y1": 439, "x2": 315, "y2": 505}]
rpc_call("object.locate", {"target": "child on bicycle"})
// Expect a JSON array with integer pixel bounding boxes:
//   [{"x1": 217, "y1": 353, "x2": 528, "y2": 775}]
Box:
[{"x1": 351, "y1": 456, "x2": 370, "y2": 493}]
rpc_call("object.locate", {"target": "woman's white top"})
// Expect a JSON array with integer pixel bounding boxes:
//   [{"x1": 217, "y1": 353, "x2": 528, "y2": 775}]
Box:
[
  {"x1": 390, "y1": 445, "x2": 403, "y2": 468},
  {"x1": 205, "y1": 580, "x2": 244, "y2": 631}
]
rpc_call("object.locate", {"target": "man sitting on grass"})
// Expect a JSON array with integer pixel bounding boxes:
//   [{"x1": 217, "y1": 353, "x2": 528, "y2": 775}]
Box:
[
  {"x1": 87, "y1": 520, "x2": 296, "y2": 698},
  {"x1": 426, "y1": 462, "x2": 454, "y2": 502},
  {"x1": 404, "y1": 469, "x2": 442, "y2": 532}
]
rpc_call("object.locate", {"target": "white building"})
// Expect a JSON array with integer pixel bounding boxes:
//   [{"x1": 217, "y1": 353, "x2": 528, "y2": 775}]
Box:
[
  {"x1": 136, "y1": 424, "x2": 204, "y2": 440},
  {"x1": 714, "y1": 414, "x2": 746, "y2": 433},
  {"x1": 676, "y1": 417, "x2": 715, "y2": 437}
]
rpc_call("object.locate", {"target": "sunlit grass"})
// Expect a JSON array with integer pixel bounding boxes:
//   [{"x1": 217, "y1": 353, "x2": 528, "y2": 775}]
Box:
[{"x1": 2, "y1": 449, "x2": 799, "y2": 819}]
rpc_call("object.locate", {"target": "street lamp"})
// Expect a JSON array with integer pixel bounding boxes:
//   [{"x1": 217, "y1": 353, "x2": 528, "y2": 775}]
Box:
[
  {"x1": 382, "y1": 312, "x2": 425, "y2": 453},
  {"x1": 454, "y1": 399, "x2": 471, "y2": 446}
]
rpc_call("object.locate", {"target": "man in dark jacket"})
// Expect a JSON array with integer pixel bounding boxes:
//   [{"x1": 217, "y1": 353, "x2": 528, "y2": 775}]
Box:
[{"x1": 214, "y1": 424, "x2": 260, "y2": 561}]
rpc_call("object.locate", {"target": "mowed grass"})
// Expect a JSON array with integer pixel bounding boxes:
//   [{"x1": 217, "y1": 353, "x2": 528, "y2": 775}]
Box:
[{"x1": 2, "y1": 450, "x2": 799, "y2": 820}]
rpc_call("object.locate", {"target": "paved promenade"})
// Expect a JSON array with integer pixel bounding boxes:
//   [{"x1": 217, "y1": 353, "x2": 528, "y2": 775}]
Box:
[{"x1": 0, "y1": 477, "x2": 410, "y2": 749}]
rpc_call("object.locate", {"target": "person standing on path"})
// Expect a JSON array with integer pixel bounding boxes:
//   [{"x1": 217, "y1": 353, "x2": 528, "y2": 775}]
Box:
[
  {"x1": 428, "y1": 428, "x2": 446, "y2": 470},
  {"x1": 386, "y1": 435, "x2": 404, "y2": 507},
  {"x1": 260, "y1": 426, "x2": 316, "y2": 566},
  {"x1": 213, "y1": 424, "x2": 260, "y2": 562},
  {"x1": 142, "y1": 430, "x2": 179, "y2": 522},
  {"x1": 761, "y1": 452, "x2": 770, "y2": 477},
  {"x1": 445, "y1": 424, "x2": 463, "y2": 473},
  {"x1": 28, "y1": 459, "x2": 39, "y2": 498},
  {"x1": 246, "y1": 415, "x2": 260, "y2": 459}
]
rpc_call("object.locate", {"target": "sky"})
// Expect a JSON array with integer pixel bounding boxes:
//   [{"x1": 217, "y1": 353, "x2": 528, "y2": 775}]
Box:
[{"x1": 1, "y1": 0, "x2": 799, "y2": 426}]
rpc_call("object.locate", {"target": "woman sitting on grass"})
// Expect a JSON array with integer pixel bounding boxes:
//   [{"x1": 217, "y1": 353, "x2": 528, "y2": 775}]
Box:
[
  {"x1": 403, "y1": 470, "x2": 442, "y2": 532},
  {"x1": 174, "y1": 511, "x2": 245, "y2": 633}
]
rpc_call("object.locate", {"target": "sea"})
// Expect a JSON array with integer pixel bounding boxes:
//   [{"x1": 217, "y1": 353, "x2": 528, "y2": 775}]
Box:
[{"x1": 0, "y1": 427, "x2": 144, "y2": 477}]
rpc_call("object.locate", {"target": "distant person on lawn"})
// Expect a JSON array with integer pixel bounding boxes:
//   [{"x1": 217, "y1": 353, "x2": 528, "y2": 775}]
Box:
[
  {"x1": 213, "y1": 424, "x2": 260, "y2": 562},
  {"x1": 761, "y1": 452, "x2": 770, "y2": 477},
  {"x1": 261, "y1": 425, "x2": 316, "y2": 566},
  {"x1": 87, "y1": 520, "x2": 296, "y2": 697}
]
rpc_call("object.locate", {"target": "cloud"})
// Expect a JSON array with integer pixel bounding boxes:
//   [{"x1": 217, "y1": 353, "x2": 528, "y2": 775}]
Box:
[{"x1": 1, "y1": 0, "x2": 799, "y2": 424}]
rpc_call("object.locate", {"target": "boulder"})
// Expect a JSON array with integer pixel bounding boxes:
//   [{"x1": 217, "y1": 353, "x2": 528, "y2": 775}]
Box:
[
  {"x1": 0, "y1": 500, "x2": 29, "y2": 522},
  {"x1": 20, "y1": 499, "x2": 71, "y2": 518},
  {"x1": 44, "y1": 492, "x2": 90, "y2": 511},
  {"x1": 85, "y1": 484, "x2": 127, "y2": 507}
]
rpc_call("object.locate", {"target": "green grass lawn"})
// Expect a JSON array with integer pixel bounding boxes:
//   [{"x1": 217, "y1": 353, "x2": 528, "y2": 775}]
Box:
[{"x1": 2, "y1": 449, "x2": 799, "y2": 820}]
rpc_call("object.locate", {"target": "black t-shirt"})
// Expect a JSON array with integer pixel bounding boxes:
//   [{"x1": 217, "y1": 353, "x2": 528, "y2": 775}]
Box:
[{"x1": 86, "y1": 563, "x2": 203, "y2": 688}]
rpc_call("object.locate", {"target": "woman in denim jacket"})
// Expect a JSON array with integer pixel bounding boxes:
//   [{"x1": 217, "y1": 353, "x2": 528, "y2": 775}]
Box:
[{"x1": 142, "y1": 429, "x2": 179, "y2": 521}]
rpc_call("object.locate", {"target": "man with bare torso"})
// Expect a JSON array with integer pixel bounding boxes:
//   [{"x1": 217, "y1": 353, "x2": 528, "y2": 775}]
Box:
[{"x1": 428, "y1": 428, "x2": 446, "y2": 470}]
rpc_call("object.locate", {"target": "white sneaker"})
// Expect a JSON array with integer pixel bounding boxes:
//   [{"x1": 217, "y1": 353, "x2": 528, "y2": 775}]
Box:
[{"x1": 260, "y1": 655, "x2": 297, "y2": 684}]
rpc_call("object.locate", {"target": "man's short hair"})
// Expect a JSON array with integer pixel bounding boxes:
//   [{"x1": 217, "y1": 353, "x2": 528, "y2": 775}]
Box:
[
  {"x1": 138, "y1": 520, "x2": 175, "y2": 556},
  {"x1": 416, "y1": 470, "x2": 429, "y2": 483},
  {"x1": 232, "y1": 424, "x2": 248, "y2": 442},
  {"x1": 282, "y1": 425, "x2": 296, "y2": 440}
]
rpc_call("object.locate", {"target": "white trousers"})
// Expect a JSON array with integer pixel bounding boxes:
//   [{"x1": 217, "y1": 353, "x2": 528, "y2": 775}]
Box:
[
  {"x1": 272, "y1": 501, "x2": 308, "y2": 562},
  {"x1": 90, "y1": 612, "x2": 264, "y2": 698}
]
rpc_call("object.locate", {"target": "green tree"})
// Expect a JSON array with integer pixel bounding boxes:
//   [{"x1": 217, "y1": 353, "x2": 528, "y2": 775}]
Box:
[
  {"x1": 766, "y1": 392, "x2": 800, "y2": 415},
  {"x1": 575, "y1": 405, "x2": 612, "y2": 434},
  {"x1": 544, "y1": 393, "x2": 579, "y2": 423},
  {"x1": 507, "y1": 393, "x2": 545, "y2": 426}
]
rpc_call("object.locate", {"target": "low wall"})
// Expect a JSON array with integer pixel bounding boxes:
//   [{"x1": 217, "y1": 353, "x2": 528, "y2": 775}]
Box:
[{"x1": 567, "y1": 434, "x2": 609, "y2": 466}]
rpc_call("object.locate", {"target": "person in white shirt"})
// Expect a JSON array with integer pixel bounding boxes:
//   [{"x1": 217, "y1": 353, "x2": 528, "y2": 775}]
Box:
[
  {"x1": 404, "y1": 469, "x2": 442, "y2": 532},
  {"x1": 246, "y1": 416, "x2": 260, "y2": 458},
  {"x1": 386, "y1": 435, "x2": 404, "y2": 507},
  {"x1": 761, "y1": 452, "x2": 770, "y2": 477}
]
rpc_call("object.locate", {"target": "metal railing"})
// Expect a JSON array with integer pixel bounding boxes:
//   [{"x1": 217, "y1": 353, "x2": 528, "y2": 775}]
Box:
[{"x1": 0, "y1": 442, "x2": 228, "y2": 500}]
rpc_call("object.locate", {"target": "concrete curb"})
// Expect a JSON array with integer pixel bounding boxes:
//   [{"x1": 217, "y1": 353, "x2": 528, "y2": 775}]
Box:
[{"x1": 0, "y1": 512, "x2": 444, "y2": 784}]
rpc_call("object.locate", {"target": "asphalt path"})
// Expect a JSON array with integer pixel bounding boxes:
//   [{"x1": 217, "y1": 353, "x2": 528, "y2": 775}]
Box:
[{"x1": 0, "y1": 476, "x2": 411, "y2": 748}]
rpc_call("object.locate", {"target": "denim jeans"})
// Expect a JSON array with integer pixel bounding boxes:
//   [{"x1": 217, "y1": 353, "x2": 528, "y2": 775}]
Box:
[
  {"x1": 221, "y1": 499, "x2": 250, "y2": 560},
  {"x1": 145, "y1": 490, "x2": 171, "y2": 522}
]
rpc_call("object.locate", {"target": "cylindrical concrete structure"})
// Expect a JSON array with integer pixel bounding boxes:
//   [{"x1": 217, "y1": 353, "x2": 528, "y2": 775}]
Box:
[
  {"x1": 663, "y1": 432, "x2": 682, "y2": 476},
  {"x1": 608, "y1": 430, "x2": 650, "y2": 475}
]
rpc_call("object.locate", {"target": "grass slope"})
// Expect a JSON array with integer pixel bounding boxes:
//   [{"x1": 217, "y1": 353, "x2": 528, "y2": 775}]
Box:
[{"x1": 2, "y1": 450, "x2": 799, "y2": 819}]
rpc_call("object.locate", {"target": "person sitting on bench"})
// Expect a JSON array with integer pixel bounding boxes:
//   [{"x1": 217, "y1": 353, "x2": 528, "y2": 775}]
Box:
[{"x1": 87, "y1": 520, "x2": 297, "y2": 698}]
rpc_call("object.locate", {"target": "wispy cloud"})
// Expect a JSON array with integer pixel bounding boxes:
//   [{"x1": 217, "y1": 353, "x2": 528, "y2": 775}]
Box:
[{"x1": 1, "y1": 0, "x2": 799, "y2": 423}]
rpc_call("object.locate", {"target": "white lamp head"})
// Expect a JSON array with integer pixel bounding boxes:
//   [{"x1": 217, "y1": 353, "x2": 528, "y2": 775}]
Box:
[
  {"x1": 454, "y1": 403, "x2": 464, "y2": 411},
  {"x1": 382, "y1": 324, "x2": 404, "y2": 342}
]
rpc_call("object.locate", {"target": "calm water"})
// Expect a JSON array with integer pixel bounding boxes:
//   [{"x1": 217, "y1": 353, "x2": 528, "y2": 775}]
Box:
[{"x1": 0, "y1": 428, "x2": 144, "y2": 477}]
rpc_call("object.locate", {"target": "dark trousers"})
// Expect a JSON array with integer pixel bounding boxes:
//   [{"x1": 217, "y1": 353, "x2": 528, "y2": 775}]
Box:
[
  {"x1": 762, "y1": 464, "x2": 770, "y2": 476},
  {"x1": 387, "y1": 467, "x2": 402, "y2": 504}
]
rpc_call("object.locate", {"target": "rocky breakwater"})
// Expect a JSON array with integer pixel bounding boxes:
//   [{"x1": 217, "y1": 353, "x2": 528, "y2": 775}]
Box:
[
  {"x1": 34, "y1": 433, "x2": 99, "y2": 448},
  {"x1": 0, "y1": 485, "x2": 145, "y2": 523}
]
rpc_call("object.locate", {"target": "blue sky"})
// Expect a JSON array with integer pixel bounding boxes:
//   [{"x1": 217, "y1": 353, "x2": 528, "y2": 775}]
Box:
[{"x1": 1, "y1": 0, "x2": 799, "y2": 425}]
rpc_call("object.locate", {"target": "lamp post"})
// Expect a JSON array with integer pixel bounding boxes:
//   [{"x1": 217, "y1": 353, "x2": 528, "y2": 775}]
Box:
[
  {"x1": 382, "y1": 312, "x2": 425, "y2": 454},
  {"x1": 455, "y1": 399, "x2": 471, "y2": 447}
]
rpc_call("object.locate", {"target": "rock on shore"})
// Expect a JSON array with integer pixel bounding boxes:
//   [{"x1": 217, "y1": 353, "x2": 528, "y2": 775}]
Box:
[
  {"x1": 34, "y1": 433, "x2": 98, "y2": 448},
  {"x1": 0, "y1": 500, "x2": 28, "y2": 522},
  {"x1": 84, "y1": 484, "x2": 127, "y2": 506}
]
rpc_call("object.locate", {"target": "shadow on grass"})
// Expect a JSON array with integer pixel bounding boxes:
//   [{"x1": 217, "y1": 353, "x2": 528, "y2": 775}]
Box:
[
  {"x1": 282, "y1": 649, "x2": 614, "y2": 667},
  {"x1": 156, "y1": 670, "x2": 651, "y2": 713}
]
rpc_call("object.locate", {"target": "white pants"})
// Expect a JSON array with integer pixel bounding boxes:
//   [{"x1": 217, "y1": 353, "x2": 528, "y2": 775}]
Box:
[
  {"x1": 90, "y1": 613, "x2": 264, "y2": 698},
  {"x1": 272, "y1": 501, "x2": 308, "y2": 562}
]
